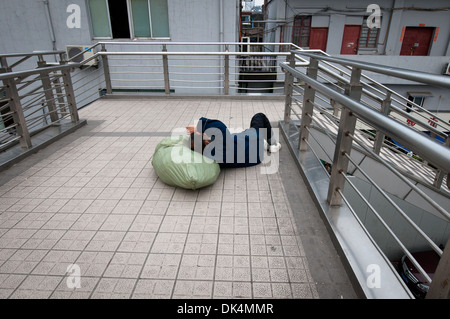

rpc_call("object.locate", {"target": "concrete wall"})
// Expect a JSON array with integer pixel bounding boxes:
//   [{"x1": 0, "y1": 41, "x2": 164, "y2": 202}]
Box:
[
  {"x1": 0, "y1": 0, "x2": 240, "y2": 97},
  {"x1": 265, "y1": 0, "x2": 450, "y2": 56},
  {"x1": 0, "y1": 0, "x2": 239, "y2": 54},
  {"x1": 263, "y1": 0, "x2": 450, "y2": 111}
]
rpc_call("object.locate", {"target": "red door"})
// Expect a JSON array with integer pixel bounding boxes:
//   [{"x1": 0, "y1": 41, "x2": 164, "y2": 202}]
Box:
[
  {"x1": 309, "y1": 28, "x2": 328, "y2": 52},
  {"x1": 400, "y1": 27, "x2": 434, "y2": 56},
  {"x1": 340, "y1": 25, "x2": 361, "y2": 55}
]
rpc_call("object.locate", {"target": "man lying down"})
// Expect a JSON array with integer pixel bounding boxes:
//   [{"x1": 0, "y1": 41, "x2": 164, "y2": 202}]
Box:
[{"x1": 186, "y1": 113, "x2": 281, "y2": 168}]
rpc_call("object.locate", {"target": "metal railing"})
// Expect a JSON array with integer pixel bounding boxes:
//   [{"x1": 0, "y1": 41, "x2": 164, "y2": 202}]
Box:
[
  {"x1": 1, "y1": 43, "x2": 449, "y2": 298},
  {"x1": 67, "y1": 42, "x2": 296, "y2": 96},
  {"x1": 0, "y1": 52, "x2": 81, "y2": 150},
  {"x1": 280, "y1": 49, "x2": 450, "y2": 298}
]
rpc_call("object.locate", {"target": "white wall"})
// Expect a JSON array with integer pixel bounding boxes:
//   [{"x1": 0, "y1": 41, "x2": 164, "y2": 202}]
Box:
[{"x1": 0, "y1": 0, "x2": 240, "y2": 97}]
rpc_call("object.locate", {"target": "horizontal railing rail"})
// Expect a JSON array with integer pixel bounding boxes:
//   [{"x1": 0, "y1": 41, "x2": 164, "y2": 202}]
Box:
[
  {"x1": 280, "y1": 62, "x2": 450, "y2": 175},
  {"x1": 295, "y1": 51, "x2": 450, "y2": 89}
]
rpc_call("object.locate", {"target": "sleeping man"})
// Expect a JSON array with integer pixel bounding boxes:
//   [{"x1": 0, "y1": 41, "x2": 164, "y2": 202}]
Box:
[{"x1": 187, "y1": 113, "x2": 281, "y2": 168}]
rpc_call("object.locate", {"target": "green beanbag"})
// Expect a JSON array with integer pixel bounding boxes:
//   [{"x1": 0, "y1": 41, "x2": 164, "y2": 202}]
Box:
[{"x1": 152, "y1": 136, "x2": 221, "y2": 190}]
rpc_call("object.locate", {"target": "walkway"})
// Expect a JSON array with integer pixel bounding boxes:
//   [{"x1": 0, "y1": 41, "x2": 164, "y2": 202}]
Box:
[{"x1": 0, "y1": 97, "x2": 356, "y2": 299}]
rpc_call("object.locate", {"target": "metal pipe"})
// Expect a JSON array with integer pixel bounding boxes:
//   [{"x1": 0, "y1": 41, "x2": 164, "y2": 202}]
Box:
[
  {"x1": 280, "y1": 62, "x2": 450, "y2": 173},
  {"x1": 43, "y1": 0, "x2": 57, "y2": 52},
  {"x1": 295, "y1": 51, "x2": 450, "y2": 89},
  {"x1": 97, "y1": 51, "x2": 290, "y2": 56},
  {"x1": 0, "y1": 63, "x2": 79, "y2": 81}
]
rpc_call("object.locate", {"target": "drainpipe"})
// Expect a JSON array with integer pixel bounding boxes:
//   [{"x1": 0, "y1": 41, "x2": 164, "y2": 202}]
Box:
[
  {"x1": 219, "y1": 0, "x2": 224, "y2": 42},
  {"x1": 43, "y1": 0, "x2": 57, "y2": 52},
  {"x1": 379, "y1": 0, "x2": 395, "y2": 55}
]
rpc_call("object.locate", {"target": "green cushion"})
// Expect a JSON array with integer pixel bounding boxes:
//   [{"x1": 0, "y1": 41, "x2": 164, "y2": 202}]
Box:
[{"x1": 152, "y1": 136, "x2": 220, "y2": 190}]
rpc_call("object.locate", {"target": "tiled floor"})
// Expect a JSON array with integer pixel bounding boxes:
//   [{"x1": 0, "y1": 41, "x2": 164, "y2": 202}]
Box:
[{"x1": 0, "y1": 98, "x2": 319, "y2": 299}]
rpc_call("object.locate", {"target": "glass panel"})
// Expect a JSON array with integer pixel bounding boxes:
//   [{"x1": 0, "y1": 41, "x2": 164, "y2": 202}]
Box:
[
  {"x1": 89, "y1": 0, "x2": 111, "y2": 38},
  {"x1": 150, "y1": 0, "x2": 170, "y2": 37},
  {"x1": 414, "y1": 97, "x2": 424, "y2": 107},
  {"x1": 131, "y1": 0, "x2": 151, "y2": 37}
]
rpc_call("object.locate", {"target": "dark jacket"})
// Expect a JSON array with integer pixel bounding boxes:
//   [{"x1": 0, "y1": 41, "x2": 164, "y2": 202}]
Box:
[{"x1": 197, "y1": 117, "x2": 264, "y2": 168}]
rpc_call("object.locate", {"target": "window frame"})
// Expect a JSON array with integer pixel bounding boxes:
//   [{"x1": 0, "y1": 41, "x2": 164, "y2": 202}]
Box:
[
  {"x1": 127, "y1": 0, "x2": 152, "y2": 39},
  {"x1": 359, "y1": 17, "x2": 381, "y2": 49},
  {"x1": 88, "y1": 0, "x2": 170, "y2": 40},
  {"x1": 291, "y1": 15, "x2": 312, "y2": 48}
]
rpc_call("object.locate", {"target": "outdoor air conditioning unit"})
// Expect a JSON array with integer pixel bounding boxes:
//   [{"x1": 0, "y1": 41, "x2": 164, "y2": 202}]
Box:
[
  {"x1": 444, "y1": 63, "x2": 450, "y2": 76},
  {"x1": 66, "y1": 45, "x2": 98, "y2": 67}
]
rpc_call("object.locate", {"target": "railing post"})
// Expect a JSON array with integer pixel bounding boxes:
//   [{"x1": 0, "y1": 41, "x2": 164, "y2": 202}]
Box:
[
  {"x1": 327, "y1": 67, "x2": 363, "y2": 206},
  {"x1": 298, "y1": 57, "x2": 318, "y2": 151},
  {"x1": 3, "y1": 76, "x2": 32, "y2": 149},
  {"x1": 374, "y1": 92, "x2": 391, "y2": 154},
  {"x1": 224, "y1": 44, "x2": 229, "y2": 95},
  {"x1": 60, "y1": 62, "x2": 79, "y2": 123},
  {"x1": 162, "y1": 44, "x2": 170, "y2": 95},
  {"x1": 283, "y1": 51, "x2": 295, "y2": 124},
  {"x1": 427, "y1": 236, "x2": 450, "y2": 299},
  {"x1": 101, "y1": 44, "x2": 112, "y2": 95},
  {"x1": 37, "y1": 56, "x2": 59, "y2": 123},
  {"x1": 433, "y1": 136, "x2": 449, "y2": 188}
]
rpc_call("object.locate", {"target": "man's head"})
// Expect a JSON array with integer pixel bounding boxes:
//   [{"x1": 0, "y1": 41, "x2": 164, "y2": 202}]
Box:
[{"x1": 189, "y1": 132, "x2": 210, "y2": 153}]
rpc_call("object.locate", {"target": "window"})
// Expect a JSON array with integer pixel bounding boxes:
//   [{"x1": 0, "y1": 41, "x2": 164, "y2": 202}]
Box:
[
  {"x1": 406, "y1": 92, "x2": 431, "y2": 113},
  {"x1": 292, "y1": 16, "x2": 311, "y2": 48},
  {"x1": 89, "y1": 0, "x2": 170, "y2": 39},
  {"x1": 359, "y1": 18, "x2": 380, "y2": 48}
]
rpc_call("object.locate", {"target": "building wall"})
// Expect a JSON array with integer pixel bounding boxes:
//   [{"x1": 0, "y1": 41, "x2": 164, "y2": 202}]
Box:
[
  {"x1": 264, "y1": 0, "x2": 450, "y2": 111},
  {"x1": 0, "y1": 0, "x2": 239, "y2": 54},
  {"x1": 265, "y1": 0, "x2": 450, "y2": 56},
  {"x1": 0, "y1": 0, "x2": 240, "y2": 96}
]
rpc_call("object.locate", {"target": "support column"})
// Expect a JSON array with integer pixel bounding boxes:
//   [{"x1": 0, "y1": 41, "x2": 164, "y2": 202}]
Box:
[
  {"x1": 37, "y1": 57, "x2": 59, "y2": 123},
  {"x1": 224, "y1": 45, "x2": 229, "y2": 95},
  {"x1": 162, "y1": 44, "x2": 170, "y2": 95},
  {"x1": 427, "y1": 236, "x2": 450, "y2": 299},
  {"x1": 101, "y1": 44, "x2": 112, "y2": 95},
  {"x1": 327, "y1": 67, "x2": 362, "y2": 206},
  {"x1": 373, "y1": 92, "x2": 391, "y2": 154},
  {"x1": 283, "y1": 51, "x2": 296, "y2": 124},
  {"x1": 298, "y1": 58, "x2": 318, "y2": 151}
]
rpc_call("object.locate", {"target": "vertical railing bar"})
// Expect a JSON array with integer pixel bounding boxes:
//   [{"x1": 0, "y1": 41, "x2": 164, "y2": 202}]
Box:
[
  {"x1": 59, "y1": 59, "x2": 79, "y2": 123},
  {"x1": 162, "y1": 44, "x2": 170, "y2": 95},
  {"x1": 327, "y1": 67, "x2": 362, "y2": 206},
  {"x1": 3, "y1": 77, "x2": 32, "y2": 148},
  {"x1": 224, "y1": 44, "x2": 229, "y2": 95},
  {"x1": 427, "y1": 236, "x2": 450, "y2": 298},
  {"x1": 283, "y1": 50, "x2": 295, "y2": 124},
  {"x1": 37, "y1": 59, "x2": 59, "y2": 123},
  {"x1": 298, "y1": 57, "x2": 318, "y2": 151},
  {"x1": 101, "y1": 44, "x2": 113, "y2": 95},
  {"x1": 374, "y1": 92, "x2": 391, "y2": 154}
]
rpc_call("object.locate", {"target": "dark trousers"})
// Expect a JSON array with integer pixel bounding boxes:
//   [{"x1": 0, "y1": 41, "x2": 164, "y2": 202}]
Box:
[{"x1": 250, "y1": 113, "x2": 276, "y2": 145}]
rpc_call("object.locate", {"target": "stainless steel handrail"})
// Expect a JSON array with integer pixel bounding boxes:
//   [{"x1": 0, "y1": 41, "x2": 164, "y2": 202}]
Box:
[
  {"x1": 280, "y1": 62, "x2": 450, "y2": 175},
  {"x1": 295, "y1": 51, "x2": 450, "y2": 90},
  {"x1": 0, "y1": 63, "x2": 80, "y2": 81},
  {"x1": 0, "y1": 50, "x2": 65, "y2": 59}
]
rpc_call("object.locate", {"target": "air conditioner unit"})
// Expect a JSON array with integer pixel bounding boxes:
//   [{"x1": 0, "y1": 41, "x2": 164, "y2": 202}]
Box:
[
  {"x1": 444, "y1": 63, "x2": 450, "y2": 76},
  {"x1": 66, "y1": 45, "x2": 98, "y2": 67}
]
